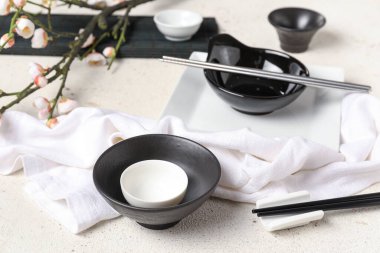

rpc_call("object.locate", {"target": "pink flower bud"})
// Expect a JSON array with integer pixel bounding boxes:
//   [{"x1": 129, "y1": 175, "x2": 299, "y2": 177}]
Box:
[
  {"x1": 77, "y1": 28, "x2": 95, "y2": 48},
  {"x1": 38, "y1": 108, "x2": 51, "y2": 120},
  {"x1": 31, "y1": 28, "x2": 48, "y2": 48},
  {"x1": 57, "y1": 97, "x2": 78, "y2": 115},
  {"x1": 102, "y1": 46, "x2": 116, "y2": 58},
  {"x1": 84, "y1": 52, "x2": 107, "y2": 66},
  {"x1": 33, "y1": 96, "x2": 50, "y2": 110},
  {"x1": 0, "y1": 0, "x2": 11, "y2": 16},
  {"x1": 13, "y1": 0, "x2": 26, "y2": 8},
  {"x1": 15, "y1": 17, "x2": 35, "y2": 39},
  {"x1": 0, "y1": 33, "x2": 15, "y2": 48},
  {"x1": 29, "y1": 62, "x2": 47, "y2": 79},
  {"x1": 46, "y1": 118, "x2": 58, "y2": 128},
  {"x1": 34, "y1": 75, "x2": 48, "y2": 88}
]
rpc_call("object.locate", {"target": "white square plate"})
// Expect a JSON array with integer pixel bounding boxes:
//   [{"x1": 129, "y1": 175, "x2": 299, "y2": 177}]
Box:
[{"x1": 161, "y1": 52, "x2": 347, "y2": 150}]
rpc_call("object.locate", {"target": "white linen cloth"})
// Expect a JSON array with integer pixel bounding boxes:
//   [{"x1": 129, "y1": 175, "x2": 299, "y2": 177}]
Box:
[{"x1": 1, "y1": 93, "x2": 380, "y2": 233}]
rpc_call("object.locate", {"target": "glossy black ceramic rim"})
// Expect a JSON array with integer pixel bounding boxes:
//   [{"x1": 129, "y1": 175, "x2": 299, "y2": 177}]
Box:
[
  {"x1": 268, "y1": 7, "x2": 326, "y2": 32},
  {"x1": 204, "y1": 35, "x2": 309, "y2": 99},
  {"x1": 203, "y1": 33, "x2": 310, "y2": 100},
  {"x1": 93, "y1": 134, "x2": 221, "y2": 213}
]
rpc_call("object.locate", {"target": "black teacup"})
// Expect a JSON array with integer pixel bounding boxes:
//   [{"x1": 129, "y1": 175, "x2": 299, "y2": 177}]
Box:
[{"x1": 268, "y1": 7, "x2": 326, "y2": 53}]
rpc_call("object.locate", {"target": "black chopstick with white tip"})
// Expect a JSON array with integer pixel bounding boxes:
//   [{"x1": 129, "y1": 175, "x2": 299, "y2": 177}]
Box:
[{"x1": 252, "y1": 192, "x2": 380, "y2": 217}]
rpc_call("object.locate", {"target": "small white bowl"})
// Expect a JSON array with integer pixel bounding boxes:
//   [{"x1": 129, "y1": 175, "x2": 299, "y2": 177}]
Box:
[
  {"x1": 154, "y1": 9, "x2": 203, "y2": 41},
  {"x1": 120, "y1": 160, "x2": 188, "y2": 208}
]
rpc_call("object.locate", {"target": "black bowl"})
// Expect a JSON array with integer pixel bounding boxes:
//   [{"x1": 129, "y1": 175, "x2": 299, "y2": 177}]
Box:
[
  {"x1": 268, "y1": 7, "x2": 326, "y2": 53},
  {"x1": 204, "y1": 34, "x2": 309, "y2": 115},
  {"x1": 93, "y1": 134, "x2": 221, "y2": 230}
]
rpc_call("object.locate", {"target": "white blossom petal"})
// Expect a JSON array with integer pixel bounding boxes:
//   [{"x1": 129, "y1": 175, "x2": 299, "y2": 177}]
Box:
[
  {"x1": 13, "y1": 0, "x2": 26, "y2": 8},
  {"x1": 15, "y1": 17, "x2": 35, "y2": 39},
  {"x1": 102, "y1": 46, "x2": 116, "y2": 58},
  {"x1": 34, "y1": 75, "x2": 48, "y2": 88},
  {"x1": 78, "y1": 28, "x2": 95, "y2": 48},
  {"x1": 31, "y1": 28, "x2": 48, "y2": 48},
  {"x1": 57, "y1": 97, "x2": 78, "y2": 115},
  {"x1": 33, "y1": 96, "x2": 50, "y2": 110},
  {"x1": 38, "y1": 108, "x2": 51, "y2": 120},
  {"x1": 0, "y1": 0, "x2": 11, "y2": 16},
  {"x1": 0, "y1": 33, "x2": 15, "y2": 48},
  {"x1": 84, "y1": 52, "x2": 107, "y2": 66},
  {"x1": 29, "y1": 62, "x2": 47, "y2": 78}
]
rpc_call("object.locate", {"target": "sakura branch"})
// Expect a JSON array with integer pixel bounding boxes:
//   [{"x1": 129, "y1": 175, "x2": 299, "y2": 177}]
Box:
[{"x1": 0, "y1": 0, "x2": 154, "y2": 127}]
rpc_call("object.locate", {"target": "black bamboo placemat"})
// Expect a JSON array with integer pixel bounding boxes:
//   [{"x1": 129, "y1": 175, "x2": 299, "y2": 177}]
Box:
[{"x1": 0, "y1": 14, "x2": 218, "y2": 58}]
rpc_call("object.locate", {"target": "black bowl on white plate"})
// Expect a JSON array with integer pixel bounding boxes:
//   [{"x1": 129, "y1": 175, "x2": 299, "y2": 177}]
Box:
[
  {"x1": 93, "y1": 134, "x2": 221, "y2": 230},
  {"x1": 204, "y1": 34, "x2": 309, "y2": 115}
]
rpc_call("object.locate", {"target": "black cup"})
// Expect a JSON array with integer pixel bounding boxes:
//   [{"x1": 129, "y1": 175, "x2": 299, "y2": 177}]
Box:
[{"x1": 268, "y1": 7, "x2": 326, "y2": 53}]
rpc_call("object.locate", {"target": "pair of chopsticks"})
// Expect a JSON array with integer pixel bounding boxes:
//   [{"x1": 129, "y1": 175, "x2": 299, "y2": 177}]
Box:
[
  {"x1": 161, "y1": 56, "x2": 371, "y2": 92},
  {"x1": 252, "y1": 192, "x2": 380, "y2": 217}
]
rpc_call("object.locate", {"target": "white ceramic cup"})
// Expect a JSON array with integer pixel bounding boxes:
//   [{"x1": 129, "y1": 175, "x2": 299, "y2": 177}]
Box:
[
  {"x1": 120, "y1": 160, "x2": 188, "y2": 208},
  {"x1": 153, "y1": 9, "x2": 203, "y2": 41}
]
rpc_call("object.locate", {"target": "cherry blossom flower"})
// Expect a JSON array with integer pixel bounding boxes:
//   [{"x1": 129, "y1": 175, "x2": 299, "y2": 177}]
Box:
[
  {"x1": 0, "y1": 0, "x2": 11, "y2": 16},
  {"x1": 84, "y1": 52, "x2": 107, "y2": 66},
  {"x1": 31, "y1": 28, "x2": 48, "y2": 48},
  {"x1": 46, "y1": 118, "x2": 58, "y2": 128},
  {"x1": 15, "y1": 17, "x2": 35, "y2": 39},
  {"x1": 57, "y1": 97, "x2": 78, "y2": 115},
  {"x1": 38, "y1": 108, "x2": 51, "y2": 120},
  {"x1": 0, "y1": 33, "x2": 15, "y2": 48},
  {"x1": 78, "y1": 28, "x2": 95, "y2": 48},
  {"x1": 29, "y1": 62, "x2": 48, "y2": 79},
  {"x1": 34, "y1": 75, "x2": 48, "y2": 88},
  {"x1": 33, "y1": 96, "x2": 51, "y2": 110},
  {"x1": 13, "y1": 0, "x2": 26, "y2": 8},
  {"x1": 102, "y1": 46, "x2": 116, "y2": 58}
]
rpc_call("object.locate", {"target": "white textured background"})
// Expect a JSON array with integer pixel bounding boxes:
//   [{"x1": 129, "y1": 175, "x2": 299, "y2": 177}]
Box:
[{"x1": 1, "y1": 0, "x2": 380, "y2": 252}]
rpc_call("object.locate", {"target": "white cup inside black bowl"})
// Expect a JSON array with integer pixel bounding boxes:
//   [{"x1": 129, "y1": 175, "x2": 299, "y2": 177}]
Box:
[{"x1": 93, "y1": 134, "x2": 221, "y2": 230}]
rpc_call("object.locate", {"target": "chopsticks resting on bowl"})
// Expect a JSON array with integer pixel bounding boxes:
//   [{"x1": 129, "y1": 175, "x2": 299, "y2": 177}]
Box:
[
  {"x1": 161, "y1": 56, "x2": 371, "y2": 92},
  {"x1": 252, "y1": 192, "x2": 380, "y2": 217}
]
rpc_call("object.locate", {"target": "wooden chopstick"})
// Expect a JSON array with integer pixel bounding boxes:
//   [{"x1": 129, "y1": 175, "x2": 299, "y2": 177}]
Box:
[
  {"x1": 252, "y1": 192, "x2": 380, "y2": 217},
  {"x1": 161, "y1": 56, "x2": 371, "y2": 92}
]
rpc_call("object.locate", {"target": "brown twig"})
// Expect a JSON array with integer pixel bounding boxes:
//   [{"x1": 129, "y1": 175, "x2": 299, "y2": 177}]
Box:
[
  {"x1": 48, "y1": 65, "x2": 69, "y2": 118},
  {"x1": 0, "y1": 11, "x2": 20, "y2": 52},
  {"x1": 26, "y1": 0, "x2": 50, "y2": 9},
  {"x1": 81, "y1": 32, "x2": 110, "y2": 59},
  {"x1": 0, "y1": 0, "x2": 154, "y2": 116},
  {"x1": 0, "y1": 57, "x2": 67, "y2": 113},
  {"x1": 58, "y1": 0, "x2": 105, "y2": 10},
  {"x1": 108, "y1": 6, "x2": 132, "y2": 69},
  {"x1": 20, "y1": 11, "x2": 78, "y2": 39}
]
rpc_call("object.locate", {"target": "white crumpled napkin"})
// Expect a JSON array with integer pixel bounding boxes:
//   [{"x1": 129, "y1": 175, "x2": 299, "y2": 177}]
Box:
[{"x1": 1, "y1": 93, "x2": 380, "y2": 233}]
